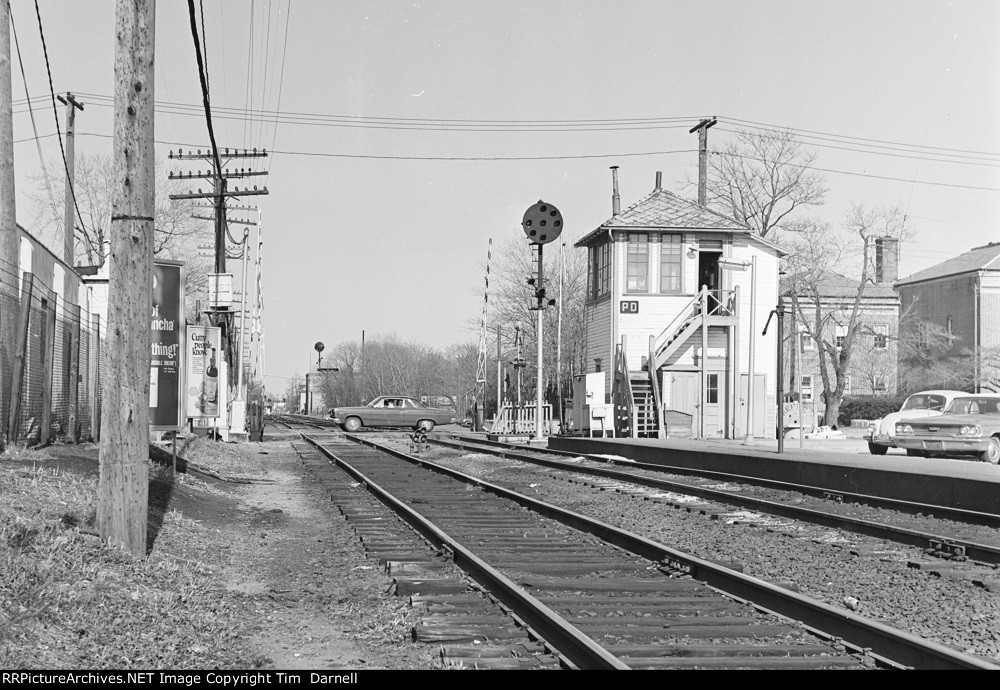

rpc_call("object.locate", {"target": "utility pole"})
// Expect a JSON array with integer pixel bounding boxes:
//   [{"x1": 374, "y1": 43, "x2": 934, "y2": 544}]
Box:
[
  {"x1": 169, "y1": 149, "x2": 268, "y2": 419},
  {"x1": 689, "y1": 117, "x2": 717, "y2": 206},
  {"x1": 98, "y1": 0, "x2": 154, "y2": 557},
  {"x1": 0, "y1": 1, "x2": 18, "y2": 442},
  {"x1": 57, "y1": 93, "x2": 84, "y2": 267}
]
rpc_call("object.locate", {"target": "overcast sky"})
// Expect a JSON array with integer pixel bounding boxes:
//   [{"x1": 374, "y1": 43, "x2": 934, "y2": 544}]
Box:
[{"x1": 8, "y1": 1, "x2": 1000, "y2": 390}]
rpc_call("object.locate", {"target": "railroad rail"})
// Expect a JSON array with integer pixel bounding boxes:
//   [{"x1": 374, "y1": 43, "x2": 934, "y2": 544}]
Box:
[
  {"x1": 300, "y1": 430, "x2": 997, "y2": 670},
  {"x1": 428, "y1": 434, "x2": 1000, "y2": 566}
]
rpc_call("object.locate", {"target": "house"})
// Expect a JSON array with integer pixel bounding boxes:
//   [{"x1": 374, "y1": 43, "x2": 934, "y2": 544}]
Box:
[
  {"x1": 780, "y1": 257, "x2": 901, "y2": 425},
  {"x1": 895, "y1": 241, "x2": 1000, "y2": 393},
  {"x1": 573, "y1": 169, "x2": 784, "y2": 440}
]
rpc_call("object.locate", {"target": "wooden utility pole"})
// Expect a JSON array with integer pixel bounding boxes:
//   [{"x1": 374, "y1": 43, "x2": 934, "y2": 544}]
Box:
[
  {"x1": 98, "y1": 0, "x2": 155, "y2": 557},
  {"x1": 689, "y1": 118, "x2": 717, "y2": 206},
  {"x1": 0, "y1": 1, "x2": 19, "y2": 441},
  {"x1": 58, "y1": 93, "x2": 84, "y2": 268}
]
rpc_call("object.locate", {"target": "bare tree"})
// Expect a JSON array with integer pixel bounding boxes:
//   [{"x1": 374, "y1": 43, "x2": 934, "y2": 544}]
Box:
[
  {"x1": 28, "y1": 153, "x2": 208, "y2": 267},
  {"x1": 784, "y1": 204, "x2": 909, "y2": 425},
  {"x1": 896, "y1": 316, "x2": 1000, "y2": 394},
  {"x1": 283, "y1": 375, "x2": 303, "y2": 413},
  {"x1": 696, "y1": 128, "x2": 828, "y2": 238},
  {"x1": 480, "y1": 238, "x2": 589, "y2": 410}
]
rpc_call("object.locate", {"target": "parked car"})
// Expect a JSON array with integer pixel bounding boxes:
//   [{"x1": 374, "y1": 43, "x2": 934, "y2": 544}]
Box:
[
  {"x1": 865, "y1": 390, "x2": 967, "y2": 455},
  {"x1": 893, "y1": 394, "x2": 1000, "y2": 464},
  {"x1": 330, "y1": 396, "x2": 456, "y2": 432}
]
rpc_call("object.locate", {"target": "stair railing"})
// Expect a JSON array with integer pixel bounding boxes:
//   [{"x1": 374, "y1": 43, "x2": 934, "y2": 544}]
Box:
[
  {"x1": 647, "y1": 333, "x2": 664, "y2": 438},
  {"x1": 650, "y1": 288, "x2": 704, "y2": 361},
  {"x1": 612, "y1": 335, "x2": 634, "y2": 437}
]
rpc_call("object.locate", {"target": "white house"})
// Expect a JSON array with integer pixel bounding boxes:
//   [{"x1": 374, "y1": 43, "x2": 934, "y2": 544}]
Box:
[{"x1": 573, "y1": 170, "x2": 784, "y2": 440}]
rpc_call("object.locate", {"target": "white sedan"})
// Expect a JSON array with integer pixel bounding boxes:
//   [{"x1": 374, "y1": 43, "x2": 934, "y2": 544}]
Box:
[{"x1": 865, "y1": 390, "x2": 967, "y2": 456}]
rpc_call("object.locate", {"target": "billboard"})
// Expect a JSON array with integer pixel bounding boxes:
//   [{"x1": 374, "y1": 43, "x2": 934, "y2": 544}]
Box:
[
  {"x1": 150, "y1": 260, "x2": 185, "y2": 430},
  {"x1": 186, "y1": 325, "x2": 222, "y2": 419}
]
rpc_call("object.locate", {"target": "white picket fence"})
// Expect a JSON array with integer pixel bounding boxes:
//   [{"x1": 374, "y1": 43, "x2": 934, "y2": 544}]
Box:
[{"x1": 490, "y1": 403, "x2": 552, "y2": 435}]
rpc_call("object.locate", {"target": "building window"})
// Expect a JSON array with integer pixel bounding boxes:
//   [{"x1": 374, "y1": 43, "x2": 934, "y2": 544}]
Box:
[
  {"x1": 588, "y1": 238, "x2": 612, "y2": 301},
  {"x1": 801, "y1": 375, "x2": 813, "y2": 402},
  {"x1": 800, "y1": 331, "x2": 815, "y2": 352},
  {"x1": 946, "y1": 316, "x2": 954, "y2": 346},
  {"x1": 874, "y1": 374, "x2": 887, "y2": 393},
  {"x1": 843, "y1": 376, "x2": 852, "y2": 395},
  {"x1": 626, "y1": 233, "x2": 648, "y2": 293},
  {"x1": 706, "y1": 373, "x2": 719, "y2": 404},
  {"x1": 873, "y1": 324, "x2": 887, "y2": 350},
  {"x1": 659, "y1": 234, "x2": 682, "y2": 293},
  {"x1": 834, "y1": 325, "x2": 846, "y2": 350}
]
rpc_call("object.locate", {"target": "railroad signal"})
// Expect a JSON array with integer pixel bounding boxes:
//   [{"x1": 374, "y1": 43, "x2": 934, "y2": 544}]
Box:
[{"x1": 521, "y1": 200, "x2": 563, "y2": 245}]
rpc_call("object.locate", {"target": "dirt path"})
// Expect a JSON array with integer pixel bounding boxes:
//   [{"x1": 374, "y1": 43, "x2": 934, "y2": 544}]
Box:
[{"x1": 208, "y1": 437, "x2": 436, "y2": 670}]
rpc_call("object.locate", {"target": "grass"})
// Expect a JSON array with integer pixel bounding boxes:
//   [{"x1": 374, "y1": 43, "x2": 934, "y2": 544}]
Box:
[{"x1": 0, "y1": 450, "x2": 266, "y2": 670}]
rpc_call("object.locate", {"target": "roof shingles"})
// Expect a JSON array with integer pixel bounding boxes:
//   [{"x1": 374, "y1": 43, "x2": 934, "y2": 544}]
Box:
[{"x1": 576, "y1": 188, "x2": 748, "y2": 247}]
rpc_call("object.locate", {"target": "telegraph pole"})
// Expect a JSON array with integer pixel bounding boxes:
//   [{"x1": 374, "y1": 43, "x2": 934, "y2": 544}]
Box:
[
  {"x1": 98, "y1": 0, "x2": 155, "y2": 557},
  {"x1": 0, "y1": 1, "x2": 18, "y2": 441},
  {"x1": 169, "y1": 149, "x2": 268, "y2": 402},
  {"x1": 57, "y1": 93, "x2": 84, "y2": 266},
  {"x1": 689, "y1": 117, "x2": 717, "y2": 206}
]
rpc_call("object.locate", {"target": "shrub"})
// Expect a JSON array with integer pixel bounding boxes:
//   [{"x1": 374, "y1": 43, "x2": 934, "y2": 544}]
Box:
[{"x1": 838, "y1": 395, "x2": 908, "y2": 426}]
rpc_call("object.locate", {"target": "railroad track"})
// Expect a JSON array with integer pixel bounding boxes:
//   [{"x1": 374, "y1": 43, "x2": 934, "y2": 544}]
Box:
[
  {"x1": 297, "y1": 430, "x2": 997, "y2": 670},
  {"x1": 429, "y1": 434, "x2": 1000, "y2": 566}
]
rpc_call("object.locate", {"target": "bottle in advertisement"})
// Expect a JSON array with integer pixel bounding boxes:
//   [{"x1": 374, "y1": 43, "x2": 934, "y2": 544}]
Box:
[{"x1": 205, "y1": 347, "x2": 219, "y2": 416}]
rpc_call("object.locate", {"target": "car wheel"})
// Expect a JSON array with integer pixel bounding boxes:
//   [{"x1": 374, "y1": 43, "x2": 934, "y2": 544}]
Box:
[
  {"x1": 867, "y1": 442, "x2": 888, "y2": 456},
  {"x1": 342, "y1": 417, "x2": 362, "y2": 432},
  {"x1": 416, "y1": 419, "x2": 435, "y2": 432},
  {"x1": 980, "y1": 436, "x2": 1000, "y2": 465}
]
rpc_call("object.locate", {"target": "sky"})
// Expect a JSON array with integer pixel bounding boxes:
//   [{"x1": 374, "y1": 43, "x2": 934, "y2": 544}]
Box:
[{"x1": 7, "y1": 0, "x2": 1000, "y2": 393}]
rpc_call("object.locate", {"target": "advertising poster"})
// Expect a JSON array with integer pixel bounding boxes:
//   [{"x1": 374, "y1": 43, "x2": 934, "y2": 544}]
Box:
[
  {"x1": 150, "y1": 260, "x2": 185, "y2": 430},
  {"x1": 186, "y1": 325, "x2": 222, "y2": 420}
]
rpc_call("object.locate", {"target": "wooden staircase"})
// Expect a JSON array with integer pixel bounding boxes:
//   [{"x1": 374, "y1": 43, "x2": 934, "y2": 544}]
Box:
[{"x1": 629, "y1": 373, "x2": 659, "y2": 438}]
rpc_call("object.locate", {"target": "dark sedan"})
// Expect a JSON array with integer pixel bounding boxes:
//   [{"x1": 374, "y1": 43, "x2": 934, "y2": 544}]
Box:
[
  {"x1": 330, "y1": 396, "x2": 456, "y2": 432},
  {"x1": 894, "y1": 394, "x2": 1000, "y2": 464}
]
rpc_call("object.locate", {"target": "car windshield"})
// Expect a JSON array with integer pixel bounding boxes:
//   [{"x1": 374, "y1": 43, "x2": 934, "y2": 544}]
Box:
[
  {"x1": 901, "y1": 394, "x2": 947, "y2": 411},
  {"x1": 945, "y1": 397, "x2": 1000, "y2": 415}
]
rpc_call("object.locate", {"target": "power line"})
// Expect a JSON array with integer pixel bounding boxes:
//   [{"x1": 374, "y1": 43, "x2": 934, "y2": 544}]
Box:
[
  {"x1": 265, "y1": 0, "x2": 292, "y2": 180},
  {"x1": 186, "y1": 0, "x2": 222, "y2": 179},
  {"x1": 22, "y1": 130, "x2": 998, "y2": 193},
  {"x1": 713, "y1": 124, "x2": 1000, "y2": 168},
  {"x1": 31, "y1": 0, "x2": 89, "y2": 244},
  {"x1": 10, "y1": 6, "x2": 58, "y2": 219},
  {"x1": 722, "y1": 116, "x2": 1000, "y2": 160}
]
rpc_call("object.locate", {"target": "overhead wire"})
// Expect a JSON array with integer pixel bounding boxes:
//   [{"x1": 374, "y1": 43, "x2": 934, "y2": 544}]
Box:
[
  {"x1": 10, "y1": 6, "x2": 59, "y2": 221},
  {"x1": 16, "y1": 129, "x2": 993, "y2": 193},
  {"x1": 266, "y1": 0, "x2": 292, "y2": 168},
  {"x1": 31, "y1": 0, "x2": 90, "y2": 248}
]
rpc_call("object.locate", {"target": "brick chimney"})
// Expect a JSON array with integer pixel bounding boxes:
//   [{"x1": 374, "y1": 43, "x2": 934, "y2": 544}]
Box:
[{"x1": 875, "y1": 237, "x2": 899, "y2": 283}]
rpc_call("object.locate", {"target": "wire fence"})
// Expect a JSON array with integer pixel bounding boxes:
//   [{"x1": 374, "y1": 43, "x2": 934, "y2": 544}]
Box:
[{"x1": 5, "y1": 268, "x2": 102, "y2": 446}]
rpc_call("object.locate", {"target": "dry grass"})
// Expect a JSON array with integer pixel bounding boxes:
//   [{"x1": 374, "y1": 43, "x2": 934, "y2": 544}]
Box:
[
  {"x1": 173, "y1": 436, "x2": 270, "y2": 481},
  {"x1": 0, "y1": 453, "x2": 266, "y2": 670}
]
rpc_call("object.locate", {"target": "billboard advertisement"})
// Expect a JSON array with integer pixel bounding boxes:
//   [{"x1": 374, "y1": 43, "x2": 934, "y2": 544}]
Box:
[
  {"x1": 150, "y1": 260, "x2": 185, "y2": 430},
  {"x1": 186, "y1": 325, "x2": 222, "y2": 419}
]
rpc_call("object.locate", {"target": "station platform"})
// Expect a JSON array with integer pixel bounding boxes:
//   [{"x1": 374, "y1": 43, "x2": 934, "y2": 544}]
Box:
[{"x1": 546, "y1": 434, "x2": 1000, "y2": 517}]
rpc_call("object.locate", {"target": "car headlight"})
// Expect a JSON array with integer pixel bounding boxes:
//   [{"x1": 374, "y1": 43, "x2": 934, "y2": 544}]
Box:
[
  {"x1": 867, "y1": 422, "x2": 877, "y2": 434},
  {"x1": 960, "y1": 425, "x2": 982, "y2": 436},
  {"x1": 895, "y1": 423, "x2": 913, "y2": 435}
]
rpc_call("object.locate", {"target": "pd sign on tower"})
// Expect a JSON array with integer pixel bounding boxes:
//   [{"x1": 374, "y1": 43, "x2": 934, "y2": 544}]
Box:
[{"x1": 521, "y1": 200, "x2": 563, "y2": 245}]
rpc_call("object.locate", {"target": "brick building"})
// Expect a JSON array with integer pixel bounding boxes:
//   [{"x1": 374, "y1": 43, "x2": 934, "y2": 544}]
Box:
[
  {"x1": 780, "y1": 237, "x2": 901, "y2": 427},
  {"x1": 895, "y1": 242, "x2": 1000, "y2": 393}
]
